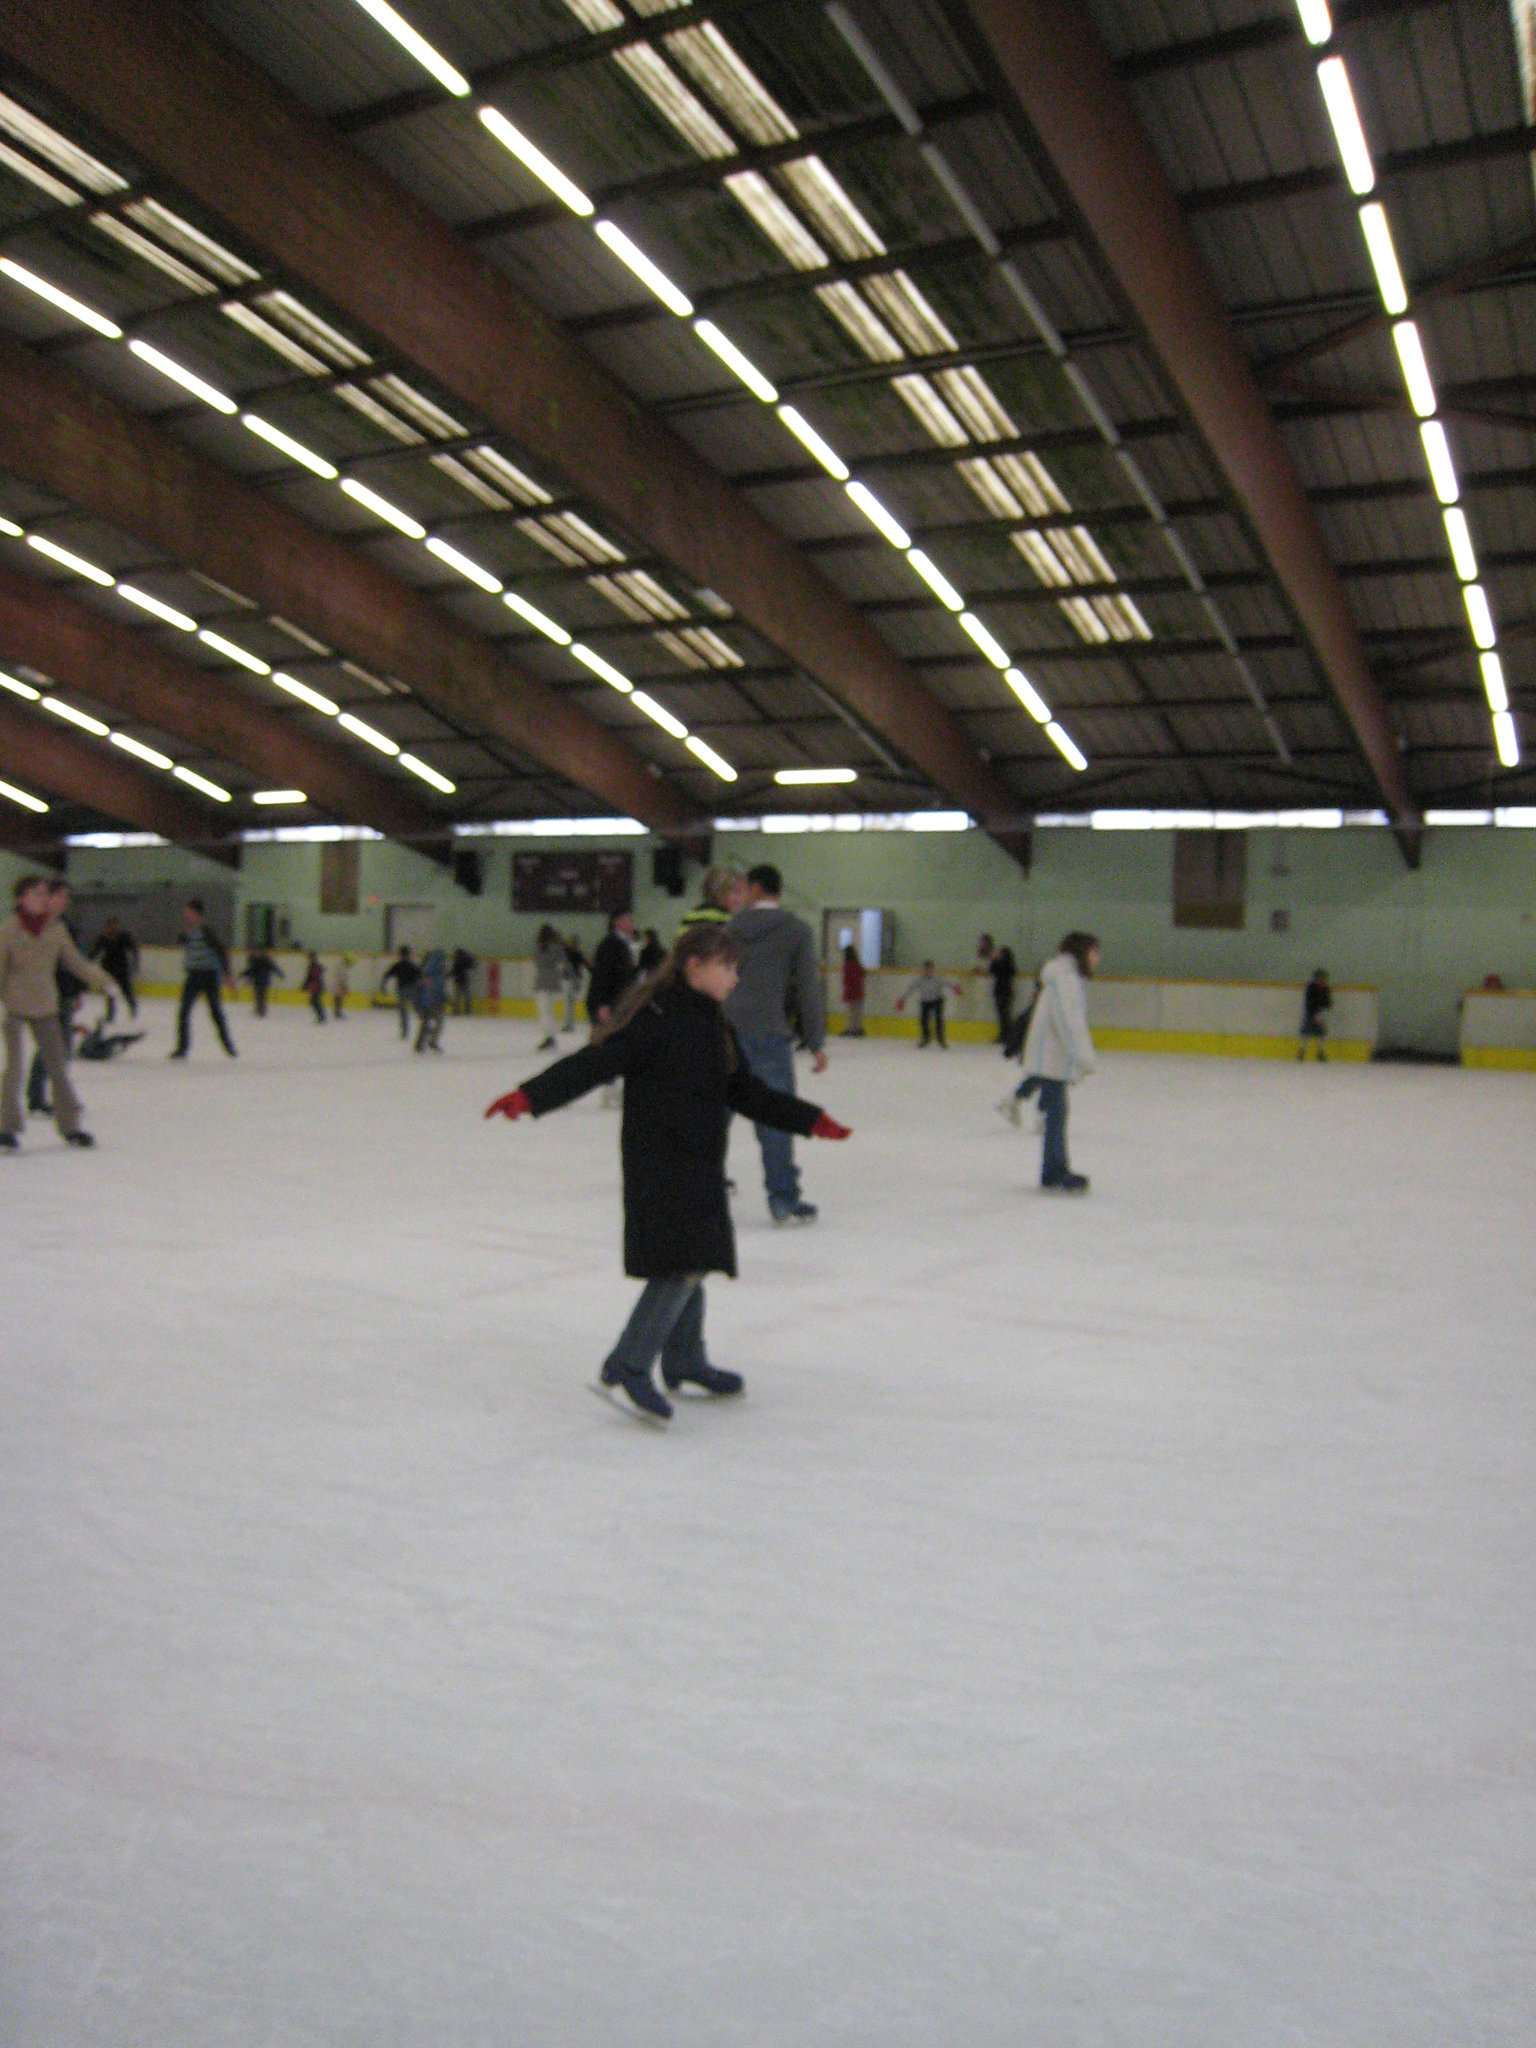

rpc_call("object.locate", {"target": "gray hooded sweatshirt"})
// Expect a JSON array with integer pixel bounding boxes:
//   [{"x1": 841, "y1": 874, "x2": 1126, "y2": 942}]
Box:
[{"x1": 724, "y1": 904, "x2": 826, "y2": 1052}]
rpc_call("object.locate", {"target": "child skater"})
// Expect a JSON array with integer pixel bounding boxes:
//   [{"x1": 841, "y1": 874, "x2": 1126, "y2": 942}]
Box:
[
  {"x1": 484, "y1": 924, "x2": 851, "y2": 1425},
  {"x1": 302, "y1": 951, "x2": 327, "y2": 1024},
  {"x1": 895, "y1": 961, "x2": 964, "y2": 1048}
]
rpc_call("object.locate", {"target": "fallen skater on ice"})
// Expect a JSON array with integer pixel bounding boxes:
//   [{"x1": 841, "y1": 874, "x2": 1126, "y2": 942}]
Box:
[{"x1": 485, "y1": 924, "x2": 850, "y2": 1426}]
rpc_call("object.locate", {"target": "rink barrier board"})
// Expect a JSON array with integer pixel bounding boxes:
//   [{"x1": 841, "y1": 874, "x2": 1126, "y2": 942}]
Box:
[
  {"x1": 1460, "y1": 1045, "x2": 1536, "y2": 1070},
  {"x1": 832, "y1": 1013, "x2": 1373, "y2": 1058},
  {"x1": 1458, "y1": 990, "x2": 1536, "y2": 1066}
]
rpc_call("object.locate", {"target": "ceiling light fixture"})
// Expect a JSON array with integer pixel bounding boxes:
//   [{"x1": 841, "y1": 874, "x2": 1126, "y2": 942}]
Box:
[
  {"x1": 958, "y1": 610, "x2": 1010, "y2": 668},
  {"x1": 693, "y1": 318, "x2": 776, "y2": 400},
  {"x1": 116, "y1": 584, "x2": 196, "y2": 631},
  {"x1": 198, "y1": 629, "x2": 271, "y2": 674},
  {"x1": 43, "y1": 697, "x2": 109, "y2": 736},
  {"x1": 1479, "y1": 652, "x2": 1509, "y2": 714},
  {"x1": 0, "y1": 668, "x2": 41, "y2": 700},
  {"x1": 252, "y1": 788, "x2": 307, "y2": 805},
  {"x1": 128, "y1": 339, "x2": 237, "y2": 414},
  {"x1": 1005, "y1": 666, "x2": 1052, "y2": 724},
  {"x1": 570, "y1": 643, "x2": 635, "y2": 693},
  {"x1": 0, "y1": 256, "x2": 122, "y2": 337},
  {"x1": 26, "y1": 533, "x2": 114, "y2": 585},
  {"x1": 1045, "y1": 721, "x2": 1089, "y2": 771},
  {"x1": 1296, "y1": 0, "x2": 1333, "y2": 43},
  {"x1": 503, "y1": 590, "x2": 573, "y2": 644},
  {"x1": 776, "y1": 405, "x2": 849, "y2": 479},
  {"x1": 775, "y1": 766, "x2": 857, "y2": 784},
  {"x1": 241, "y1": 413, "x2": 339, "y2": 478},
  {"x1": 173, "y1": 765, "x2": 232, "y2": 801},
  {"x1": 110, "y1": 732, "x2": 174, "y2": 770},
  {"x1": 1392, "y1": 320, "x2": 1437, "y2": 418},
  {"x1": 1442, "y1": 507, "x2": 1477, "y2": 582},
  {"x1": 399, "y1": 753, "x2": 456, "y2": 794},
  {"x1": 337, "y1": 711, "x2": 401, "y2": 755},
  {"x1": 339, "y1": 477, "x2": 427, "y2": 538},
  {"x1": 479, "y1": 107, "x2": 594, "y2": 216},
  {"x1": 1462, "y1": 584, "x2": 1496, "y2": 649},
  {"x1": 1419, "y1": 422, "x2": 1459, "y2": 504},
  {"x1": 1357, "y1": 203, "x2": 1407, "y2": 314},
  {"x1": 629, "y1": 690, "x2": 690, "y2": 739},
  {"x1": 685, "y1": 734, "x2": 738, "y2": 781},
  {"x1": 594, "y1": 220, "x2": 694, "y2": 316},
  {"x1": 425, "y1": 536, "x2": 503, "y2": 593},
  {"x1": 1492, "y1": 710, "x2": 1521, "y2": 766},
  {"x1": 350, "y1": 0, "x2": 470, "y2": 96},
  {"x1": 1317, "y1": 56, "x2": 1375, "y2": 194},
  {"x1": 271, "y1": 671, "x2": 340, "y2": 715},
  {"x1": 906, "y1": 549, "x2": 965, "y2": 611},
  {"x1": 0, "y1": 775, "x2": 47, "y2": 813},
  {"x1": 845, "y1": 480, "x2": 910, "y2": 549}
]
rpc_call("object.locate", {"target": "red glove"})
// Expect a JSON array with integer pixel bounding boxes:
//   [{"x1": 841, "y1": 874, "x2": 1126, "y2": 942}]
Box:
[
  {"x1": 484, "y1": 1088, "x2": 532, "y2": 1121},
  {"x1": 811, "y1": 1112, "x2": 851, "y2": 1141}
]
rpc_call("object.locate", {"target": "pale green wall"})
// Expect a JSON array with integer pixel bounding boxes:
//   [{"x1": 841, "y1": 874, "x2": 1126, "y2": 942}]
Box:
[{"x1": 46, "y1": 826, "x2": 1536, "y2": 1054}]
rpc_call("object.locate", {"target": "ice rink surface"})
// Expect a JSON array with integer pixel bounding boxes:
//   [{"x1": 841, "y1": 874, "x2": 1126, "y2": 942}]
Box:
[{"x1": 2, "y1": 1001, "x2": 1532, "y2": 2045}]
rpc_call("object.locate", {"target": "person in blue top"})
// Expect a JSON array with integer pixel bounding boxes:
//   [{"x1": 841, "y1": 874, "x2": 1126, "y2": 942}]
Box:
[{"x1": 414, "y1": 948, "x2": 448, "y2": 1053}]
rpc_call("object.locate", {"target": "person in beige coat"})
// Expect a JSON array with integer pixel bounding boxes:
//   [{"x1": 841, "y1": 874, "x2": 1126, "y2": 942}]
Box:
[{"x1": 0, "y1": 874, "x2": 118, "y2": 1149}]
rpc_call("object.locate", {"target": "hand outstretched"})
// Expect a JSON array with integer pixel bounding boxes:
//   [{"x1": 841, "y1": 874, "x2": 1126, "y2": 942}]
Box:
[
  {"x1": 811, "y1": 1112, "x2": 851, "y2": 1141},
  {"x1": 484, "y1": 1088, "x2": 532, "y2": 1121}
]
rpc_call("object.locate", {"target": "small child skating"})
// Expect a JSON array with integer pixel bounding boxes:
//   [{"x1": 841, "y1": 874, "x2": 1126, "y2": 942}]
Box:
[
  {"x1": 332, "y1": 956, "x2": 351, "y2": 1020},
  {"x1": 302, "y1": 951, "x2": 327, "y2": 1024},
  {"x1": 241, "y1": 945, "x2": 284, "y2": 1017},
  {"x1": 895, "y1": 962, "x2": 964, "y2": 1048},
  {"x1": 485, "y1": 925, "x2": 851, "y2": 1424},
  {"x1": 1299, "y1": 968, "x2": 1331, "y2": 1060}
]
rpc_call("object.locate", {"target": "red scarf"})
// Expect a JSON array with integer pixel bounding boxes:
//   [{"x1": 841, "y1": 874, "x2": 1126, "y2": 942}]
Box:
[{"x1": 16, "y1": 907, "x2": 50, "y2": 937}]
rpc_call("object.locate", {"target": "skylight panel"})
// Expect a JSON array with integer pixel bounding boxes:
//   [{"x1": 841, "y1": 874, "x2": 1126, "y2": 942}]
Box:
[
  {"x1": 545, "y1": 512, "x2": 626, "y2": 564},
  {"x1": 654, "y1": 629, "x2": 709, "y2": 670},
  {"x1": 934, "y1": 365, "x2": 1016, "y2": 440},
  {"x1": 863, "y1": 272, "x2": 956, "y2": 355},
  {"x1": 255, "y1": 292, "x2": 371, "y2": 368},
  {"x1": 891, "y1": 373, "x2": 969, "y2": 446},
  {"x1": 0, "y1": 93, "x2": 126, "y2": 194},
  {"x1": 664, "y1": 24, "x2": 799, "y2": 146},
  {"x1": 90, "y1": 213, "x2": 216, "y2": 294},
  {"x1": 612, "y1": 569, "x2": 690, "y2": 620},
  {"x1": 465, "y1": 446, "x2": 551, "y2": 504},
  {"x1": 369, "y1": 373, "x2": 466, "y2": 439},
  {"x1": 0, "y1": 139, "x2": 78, "y2": 206},
  {"x1": 674, "y1": 625, "x2": 742, "y2": 668},
  {"x1": 814, "y1": 280, "x2": 904, "y2": 361},
  {"x1": 613, "y1": 44, "x2": 737, "y2": 160},
  {"x1": 956, "y1": 457, "x2": 1025, "y2": 519},
  {"x1": 125, "y1": 201, "x2": 258, "y2": 285},
  {"x1": 993, "y1": 451, "x2": 1070, "y2": 515},
  {"x1": 724, "y1": 171, "x2": 827, "y2": 270},
  {"x1": 1059, "y1": 596, "x2": 1111, "y2": 643},
  {"x1": 517, "y1": 518, "x2": 587, "y2": 568},
  {"x1": 1012, "y1": 528, "x2": 1074, "y2": 588},
  {"x1": 587, "y1": 574, "x2": 656, "y2": 624},
  {"x1": 335, "y1": 382, "x2": 424, "y2": 444},
  {"x1": 777, "y1": 157, "x2": 885, "y2": 258},
  {"x1": 221, "y1": 303, "x2": 328, "y2": 375},
  {"x1": 429, "y1": 452, "x2": 510, "y2": 509},
  {"x1": 631, "y1": 0, "x2": 693, "y2": 15},
  {"x1": 1047, "y1": 526, "x2": 1112, "y2": 584},
  {"x1": 1094, "y1": 594, "x2": 1153, "y2": 641},
  {"x1": 560, "y1": 0, "x2": 624, "y2": 27}
]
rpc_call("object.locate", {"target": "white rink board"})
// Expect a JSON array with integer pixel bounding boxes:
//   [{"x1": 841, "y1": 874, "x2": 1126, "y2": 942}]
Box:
[{"x1": 1, "y1": 1009, "x2": 1530, "y2": 2046}]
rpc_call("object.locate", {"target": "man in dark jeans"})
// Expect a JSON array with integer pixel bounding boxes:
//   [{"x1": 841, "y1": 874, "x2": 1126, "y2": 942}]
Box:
[
  {"x1": 725, "y1": 865, "x2": 827, "y2": 1224},
  {"x1": 169, "y1": 899, "x2": 237, "y2": 1059},
  {"x1": 382, "y1": 946, "x2": 419, "y2": 1039}
]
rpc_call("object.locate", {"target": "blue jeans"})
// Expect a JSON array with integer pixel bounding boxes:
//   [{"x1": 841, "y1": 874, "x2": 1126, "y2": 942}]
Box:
[
  {"x1": 1038, "y1": 1079, "x2": 1070, "y2": 1185},
  {"x1": 605, "y1": 1275, "x2": 706, "y2": 1381},
  {"x1": 735, "y1": 1032, "x2": 799, "y2": 1207}
]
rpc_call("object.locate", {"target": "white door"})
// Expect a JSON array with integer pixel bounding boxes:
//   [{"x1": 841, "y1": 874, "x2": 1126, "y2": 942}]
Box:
[{"x1": 386, "y1": 904, "x2": 437, "y2": 954}]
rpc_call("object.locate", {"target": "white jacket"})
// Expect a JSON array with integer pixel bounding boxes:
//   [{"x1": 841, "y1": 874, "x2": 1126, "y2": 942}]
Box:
[{"x1": 1020, "y1": 953, "x2": 1097, "y2": 1084}]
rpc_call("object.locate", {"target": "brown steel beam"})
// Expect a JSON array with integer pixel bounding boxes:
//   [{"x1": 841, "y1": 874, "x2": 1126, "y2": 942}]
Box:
[
  {"x1": 952, "y1": 0, "x2": 1418, "y2": 844},
  {"x1": 0, "y1": 337, "x2": 702, "y2": 837},
  {"x1": 0, "y1": 561, "x2": 453, "y2": 860},
  {"x1": 0, "y1": 691, "x2": 237, "y2": 862},
  {"x1": 0, "y1": 1, "x2": 1029, "y2": 856},
  {"x1": 0, "y1": 810, "x2": 64, "y2": 867}
]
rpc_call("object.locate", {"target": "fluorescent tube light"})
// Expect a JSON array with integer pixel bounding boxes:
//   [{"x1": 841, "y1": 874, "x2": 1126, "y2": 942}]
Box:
[
  {"x1": 1317, "y1": 56, "x2": 1375, "y2": 194},
  {"x1": 199, "y1": 630, "x2": 271, "y2": 675},
  {"x1": 907, "y1": 549, "x2": 965, "y2": 611},
  {"x1": 1419, "y1": 421, "x2": 1459, "y2": 504},
  {"x1": 1358, "y1": 202, "x2": 1406, "y2": 314},
  {"x1": 1392, "y1": 320, "x2": 1436, "y2": 418},
  {"x1": 128, "y1": 339, "x2": 237, "y2": 414},
  {"x1": 906, "y1": 811, "x2": 971, "y2": 832},
  {"x1": 958, "y1": 611, "x2": 1010, "y2": 668},
  {"x1": 173, "y1": 765, "x2": 231, "y2": 801},
  {"x1": 1296, "y1": 0, "x2": 1333, "y2": 43},
  {"x1": 116, "y1": 584, "x2": 196, "y2": 631},
  {"x1": 399, "y1": 753, "x2": 456, "y2": 794},
  {"x1": 0, "y1": 776, "x2": 47, "y2": 813},
  {"x1": 845, "y1": 480, "x2": 910, "y2": 549},
  {"x1": 1480, "y1": 651, "x2": 1509, "y2": 713},
  {"x1": 350, "y1": 0, "x2": 470, "y2": 96},
  {"x1": 1463, "y1": 583, "x2": 1496, "y2": 649},
  {"x1": 0, "y1": 668, "x2": 41, "y2": 700},
  {"x1": 592, "y1": 221, "x2": 693, "y2": 317},
  {"x1": 479, "y1": 107, "x2": 593, "y2": 216},
  {"x1": 241, "y1": 413, "x2": 339, "y2": 478},
  {"x1": 425, "y1": 536, "x2": 503, "y2": 593},
  {"x1": 686, "y1": 735, "x2": 738, "y2": 781},
  {"x1": 110, "y1": 732, "x2": 174, "y2": 770},
  {"x1": 252, "y1": 789, "x2": 306, "y2": 805},
  {"x1": 1046, "y1": 721, "x2": 1088, "y2": 771},
  {"x1": 1492, "y1": 710, "x2": 1520, "y2": 767},
  {"x1": 775, "y1": 767, "x2": 857, "y2": 785},
  {"x1": 693, "y1": 318, "x2": 776, "y2": 399},
  {"x1": 27, "y1": 533, "x2": 114, "y2": 586},
  {"x1": 339, "y1": 477, "x2": 427, "y2": 538},
  {"x1": 503, "y1": 590, "x2": 572, "y2": 644},
  {"x1": 337, "y1": 711, "x2": 400, "y2": 755},
  {"x1": 0, "y1": 514, "x2": 21, "y2": 536},
  {"x1": 1494, "y1": 805, "x2": 1536, "y2": 824},
  {"x1": 1442, "y1": 507, "x2": 1477, "y2": 581},
  {"x1": 1424, "y1": 809, "x2": 1491, "y2": 825},
  {"x1": 43, "y1": 698, "x2": 109, "y2": 736},
  {"x1": 0, "y1": 257, "x2": 122, "y2": 337},
  {"x1": 629, "y1": 690, "x2": 689, "y2": 739},
  {"x1": 776, "y1": 405, "x2": 849, "y2": 479},
  {"x1": 272, "y1": 671, "x2": 339, "y2": 715},
  {"x1": 1005, "y1": 666, "x2": 1052, "y2": 724},
  {"x1": 570, "y1": 642, "x2": 634, "y2": 693}
]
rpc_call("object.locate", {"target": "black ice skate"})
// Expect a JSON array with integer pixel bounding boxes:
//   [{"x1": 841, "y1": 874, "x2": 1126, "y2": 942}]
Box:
[
  {"x1": 662, "y1": 1361, "x2": 744, "y2": 1397},
  {"x1": 1042, "y1": 1172, "x2": 1090, "y2": 1194},
  {"x1": 592, "y1": 1360, "x2": 672, "y2": 1426},
  {"x1": 769, "y1": 1197, "x2": 818, "y2": 1225}
]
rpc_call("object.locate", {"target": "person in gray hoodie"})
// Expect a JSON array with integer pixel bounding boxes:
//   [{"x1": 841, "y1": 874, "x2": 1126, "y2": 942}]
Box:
[
  {"x1": 1010, "y1": 931, "x2": 1100, "y2": 1193},
  {"x1": 725, "y1": 864, "x2": 827, "y2": 1223}
]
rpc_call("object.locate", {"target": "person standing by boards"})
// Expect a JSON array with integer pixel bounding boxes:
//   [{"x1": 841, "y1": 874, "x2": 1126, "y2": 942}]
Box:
[
  {"x1": 302, "y1": 952, "x2": 327, "y2": 1025},
  {"x1": 840, "y1": 943, "x2": 866, "y2": 1037},
  {"x1": 1012, "y1": 931, "x2": 1100, "y2": 1194},
  {"x1": 484, "y1": 925, "x2": 851, "y2": 1425},
  {"x1": 1, "y1": 874, "x2": 120, "y2": 1151},
  {"x1": 1299, "y1": 969, "x2": 1331, "y2": 1060}
]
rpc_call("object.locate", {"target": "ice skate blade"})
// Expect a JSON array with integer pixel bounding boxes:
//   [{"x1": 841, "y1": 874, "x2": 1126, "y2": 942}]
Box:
[{"x1": 587, "y1": 1381, "x2": 669, "y2": 1429}]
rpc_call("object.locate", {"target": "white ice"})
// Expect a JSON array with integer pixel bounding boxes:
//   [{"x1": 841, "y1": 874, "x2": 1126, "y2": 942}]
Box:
[{"x1": 2, "y1": 1004, "x2": 1532, "y2": 2045}]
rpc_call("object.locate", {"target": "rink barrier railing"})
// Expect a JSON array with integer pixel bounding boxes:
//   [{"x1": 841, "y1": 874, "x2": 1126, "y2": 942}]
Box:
[
  {"x1": 1458, "y1": 989, "x2": 1536, "y2": 1069},
  {"x1": 124, "y1": 952, "x2": 1383, "y2": 1056}
]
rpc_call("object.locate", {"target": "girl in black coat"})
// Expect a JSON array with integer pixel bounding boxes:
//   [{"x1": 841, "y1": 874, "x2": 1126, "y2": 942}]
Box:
[{"x1": 486, "y1": 925, "x2": 851, "y2": 1424}]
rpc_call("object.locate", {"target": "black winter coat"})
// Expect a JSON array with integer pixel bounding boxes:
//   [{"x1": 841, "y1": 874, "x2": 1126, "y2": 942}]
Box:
[
  {"x1": 520, "y1": 983, "x2": 821, "y2": 1278},
  {"x1": 586, "y1": 932, "x2": 638, "y2": 1018}
]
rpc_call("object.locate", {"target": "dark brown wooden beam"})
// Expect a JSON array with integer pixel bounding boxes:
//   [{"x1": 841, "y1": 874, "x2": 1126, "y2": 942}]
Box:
[
  {"x1": 0, "y1": 561, "x2": 453, "y2": 860},
  {"x1": 0, "y1": 691, "x2": 237, "y2": 863}
]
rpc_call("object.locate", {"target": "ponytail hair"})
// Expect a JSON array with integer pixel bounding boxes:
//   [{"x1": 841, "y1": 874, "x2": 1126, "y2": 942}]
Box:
[
  {"x1": 594, "y1": 922, "x2": 742, "y2": 1043},
  {"x1": 1059, "y1": 930, "x2": 1100, "y2": 977}
]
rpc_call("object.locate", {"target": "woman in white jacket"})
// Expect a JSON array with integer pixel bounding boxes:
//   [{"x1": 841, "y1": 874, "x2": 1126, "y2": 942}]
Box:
[{"x1": 1013, "y1": 931, "x2": 1100, "y2": 1192}]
